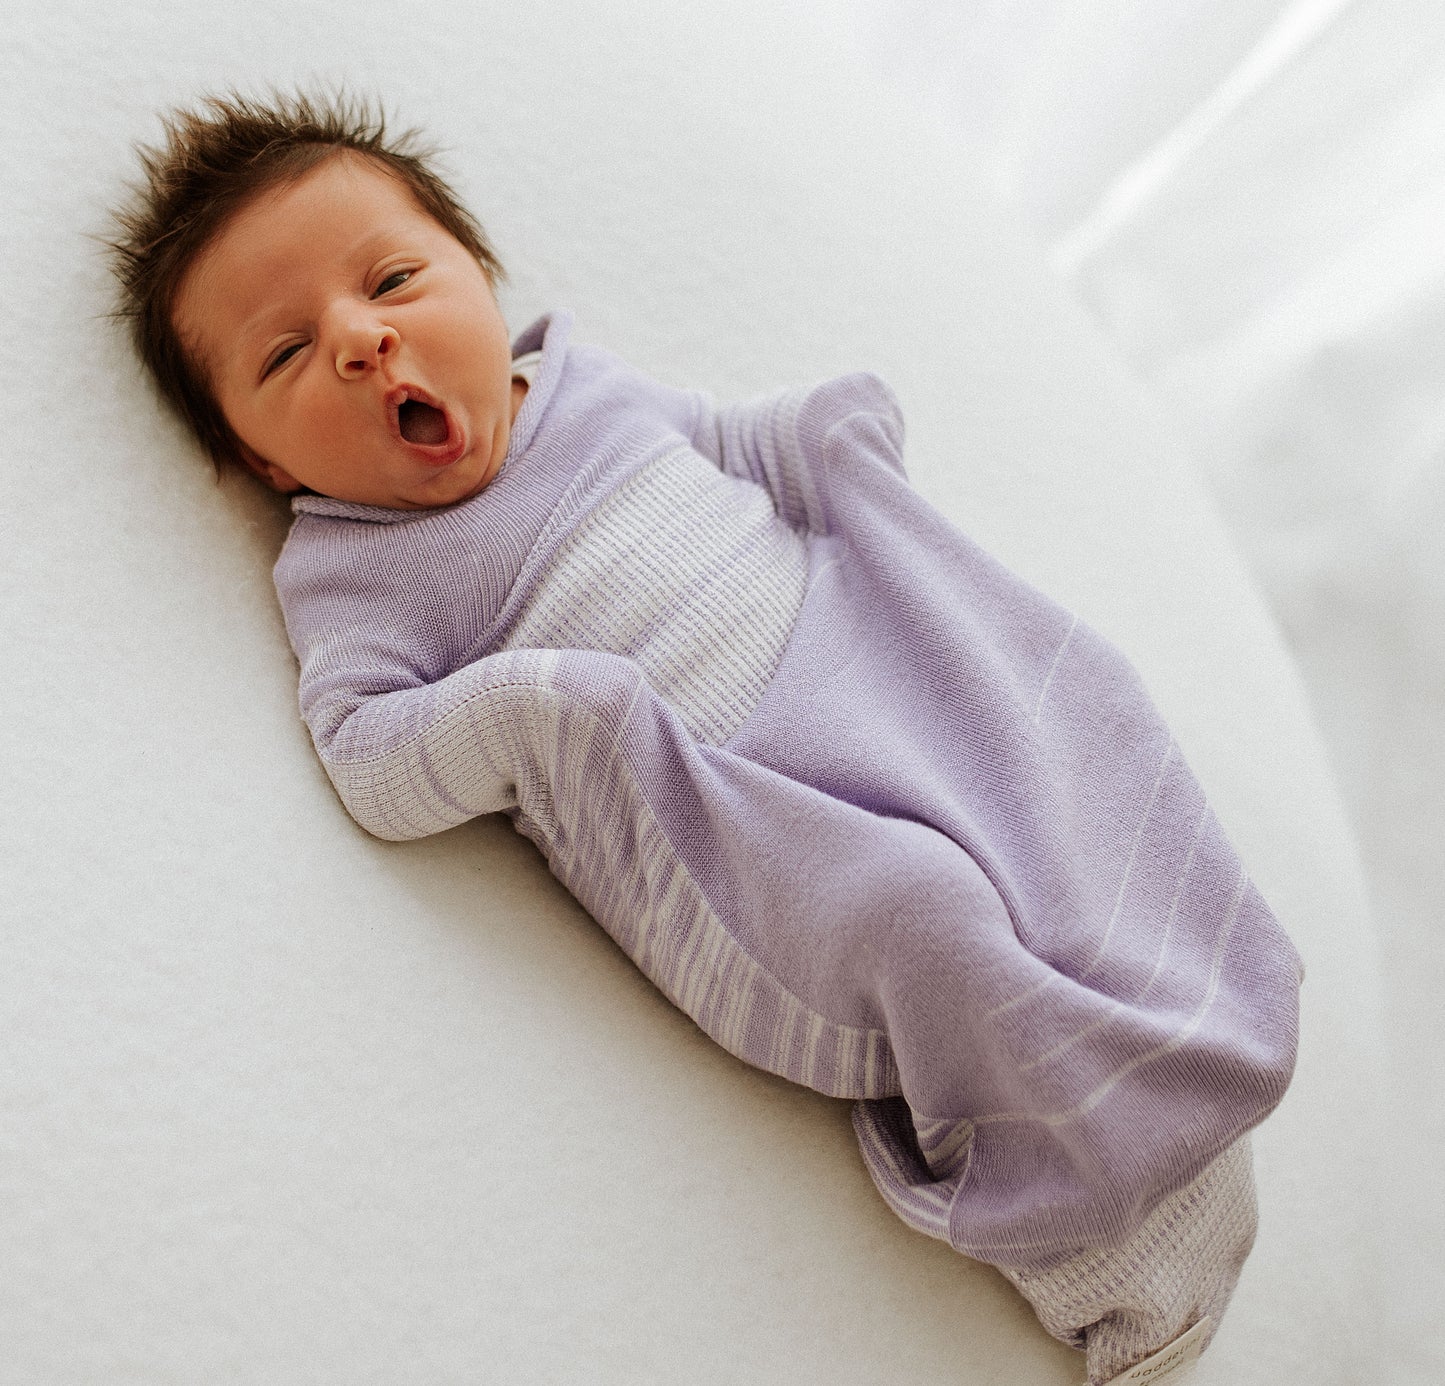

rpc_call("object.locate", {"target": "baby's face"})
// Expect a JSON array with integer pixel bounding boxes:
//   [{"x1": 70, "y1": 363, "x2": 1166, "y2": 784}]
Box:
[{"x1": 173, "y1": 153, "x2": 522, "y2": 509}]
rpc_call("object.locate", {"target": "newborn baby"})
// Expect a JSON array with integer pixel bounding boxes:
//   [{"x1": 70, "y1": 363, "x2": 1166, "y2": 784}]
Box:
[{"x1": 111, "y1": 89, "x2": 1302, "y2": 1386}]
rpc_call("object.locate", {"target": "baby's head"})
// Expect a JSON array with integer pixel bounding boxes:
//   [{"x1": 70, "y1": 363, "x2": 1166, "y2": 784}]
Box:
[{"x1": 111, "y1": 89, "x2": 525, "y2": 509}]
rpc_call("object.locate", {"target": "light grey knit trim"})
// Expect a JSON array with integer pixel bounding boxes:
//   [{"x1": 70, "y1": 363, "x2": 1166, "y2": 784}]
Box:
[
  {"x1": 1002, "y1": 1137, "x2": 1257, "y2": 1384},
  {"x1": 323, "y1": 649, "x2": 568, "y2": 839},
  {"x1": 501, "y1": 446, "x2": 808, "y2": 744},
  {"x1": 548, "y1": 752, "x2": 899, "y2": 1098},
  {"x1": 495, "y1": 658, "x2": 899, "y2": 1100}
]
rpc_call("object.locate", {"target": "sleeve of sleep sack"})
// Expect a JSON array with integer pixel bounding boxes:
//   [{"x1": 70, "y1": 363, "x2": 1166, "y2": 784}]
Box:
[
  {"x1": 597, "y1": 345, "x2": 910, "y2": 534},
  {"x1": 686, "y1": 372, "x2": 910, "y2": 535},
  {"x1": 272, "y1": 511, "x2": 653, "y2": 843},
  {"x1": 308, "y1": 645, "x2": 649, "y2": 843}
]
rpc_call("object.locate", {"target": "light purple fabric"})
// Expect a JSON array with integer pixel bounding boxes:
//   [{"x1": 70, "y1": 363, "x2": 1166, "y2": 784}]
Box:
[{"x1": 274, "y1": 311, "x2": 1301, "y2": 1329}]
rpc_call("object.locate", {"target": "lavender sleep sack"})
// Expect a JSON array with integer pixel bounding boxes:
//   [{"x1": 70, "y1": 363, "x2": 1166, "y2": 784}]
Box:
[{"x1": 274, "y1": 311, "x2": 1301, "y2": 1382}]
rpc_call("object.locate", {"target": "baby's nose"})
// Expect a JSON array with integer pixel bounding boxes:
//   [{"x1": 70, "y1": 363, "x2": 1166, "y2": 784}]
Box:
[{"x1": 336, "y1": 324, "x2": 399, "y2": 377}]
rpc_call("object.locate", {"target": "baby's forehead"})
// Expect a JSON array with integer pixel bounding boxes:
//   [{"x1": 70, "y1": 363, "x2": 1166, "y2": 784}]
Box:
[
  {"x1": 225, "y1": 152, "x2": 433, "y2": 248},
  {"x1": 178, "y1": 155, "x2": 450, "y2": 335}
]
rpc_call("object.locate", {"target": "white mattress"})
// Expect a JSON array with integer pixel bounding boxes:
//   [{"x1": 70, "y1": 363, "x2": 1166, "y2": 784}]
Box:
[{"x1": 0, "y1": 2, "x2": 1385, "y2": 1381}]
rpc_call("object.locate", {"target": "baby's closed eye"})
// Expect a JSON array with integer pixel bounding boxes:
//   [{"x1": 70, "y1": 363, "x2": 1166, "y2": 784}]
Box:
[{"x1": 264, "y1": 341, "x2": 304, "y2": 377}]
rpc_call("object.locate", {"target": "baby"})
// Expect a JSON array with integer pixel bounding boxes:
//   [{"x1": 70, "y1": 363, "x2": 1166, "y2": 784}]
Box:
[{"x1": 111, "y1": 90, "x2": 1303, "y2": 1385}]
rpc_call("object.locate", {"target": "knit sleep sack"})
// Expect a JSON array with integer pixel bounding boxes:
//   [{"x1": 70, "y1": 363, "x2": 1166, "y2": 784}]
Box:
[{"x1": 274, "y1": 311, "x2": 1302, "y2": 1383}]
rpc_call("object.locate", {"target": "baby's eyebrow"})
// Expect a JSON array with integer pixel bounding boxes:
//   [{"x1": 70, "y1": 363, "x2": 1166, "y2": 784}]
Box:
[
  {"x1": 233, "y1": 228, "x2": 405, "y2": 359},
  {"x1": 228, "y1": 306, "x2": 289, "y2": 379}
]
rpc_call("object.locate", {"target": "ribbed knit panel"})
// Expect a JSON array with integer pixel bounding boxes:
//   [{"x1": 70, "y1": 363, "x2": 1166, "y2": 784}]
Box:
[
  {"x1": 502, "y1": 446, "x2": 808, "y2": 745},
  {"x1": 1003, "y1": 1137, "x2": 1256, "y2": 1383},
  {"x1": 853, "y1": 1098, "x2": 1257, "y2": 1379},
  {"x1": 319, "y1": 648, "x2": 564, "y2": 840}
]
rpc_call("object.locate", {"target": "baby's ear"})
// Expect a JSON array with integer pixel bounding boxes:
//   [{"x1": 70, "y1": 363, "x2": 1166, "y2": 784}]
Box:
[{"x1": 235, "y1": 442, "x2": 302, "y2": 494}]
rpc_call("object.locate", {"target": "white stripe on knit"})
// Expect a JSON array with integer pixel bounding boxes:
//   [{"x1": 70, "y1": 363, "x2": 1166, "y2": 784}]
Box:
[
  {"x1": 851, "y1": 1103, "x2": 955, "y2": 1239},
  {"x1": 1058, "y1": 867, "x2": 1248, "y2": 1123},
  {"x1": 998, "y1": 799, "x2": 1211, "y2": 1078},
  {"x1": 1076, "y1": 739, "x2": 1175, "y2": 984},
  {"x1": 916, "y1": 1115, "x2": 976, "y2": 1181},
  {"x1": 1032, "y1": 613, "x2": 1079, "y2": 724},
  {"x1": 972, "y1": 866, "x2": 1250, "y2": 1137},
  {"x1": 1133, "y1": 805, "x2": 1209, "y2": 1006},
  {"x1": 503, "y1": 447, "x2": 808, "y2": 745},
  {"x1": 1016, "y1": 809, "x2": 1204, "y2": 1070},
  {"x1": 982, "y1": 966, "x2": 1060, "y2": 1021}
]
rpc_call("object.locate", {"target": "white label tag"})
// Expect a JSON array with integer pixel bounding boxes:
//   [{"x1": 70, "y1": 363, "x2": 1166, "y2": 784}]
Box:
[{"x1": 1098, "y1": 1317, "x2": 1211, "y2": 1386}]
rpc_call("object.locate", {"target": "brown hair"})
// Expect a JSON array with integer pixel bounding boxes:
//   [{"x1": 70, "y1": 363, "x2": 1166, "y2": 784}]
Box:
[{"x1": 108, "y1": 87, "x2": 505, "y2": 473}]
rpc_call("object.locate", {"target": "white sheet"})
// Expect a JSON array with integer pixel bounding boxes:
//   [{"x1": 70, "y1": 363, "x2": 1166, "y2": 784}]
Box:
[{"x1": 1, "y1": 2, "x2": 1387, "y2": 1381}]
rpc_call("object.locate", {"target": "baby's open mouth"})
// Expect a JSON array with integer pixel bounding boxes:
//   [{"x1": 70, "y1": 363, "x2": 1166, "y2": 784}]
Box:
[{"x1": 397, "y1": 397, "x2": 449, "y2": 446}]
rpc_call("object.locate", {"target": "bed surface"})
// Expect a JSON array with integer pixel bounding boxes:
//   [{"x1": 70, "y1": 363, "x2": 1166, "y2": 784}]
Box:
[{"x1": 1, "y1": 3, "x2": 1384, "y2": 1381}]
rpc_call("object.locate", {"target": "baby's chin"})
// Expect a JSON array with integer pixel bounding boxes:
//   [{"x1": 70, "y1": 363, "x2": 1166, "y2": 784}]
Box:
[{"x1": 383, "y1": 457, "x2": 502, "y2": 511}]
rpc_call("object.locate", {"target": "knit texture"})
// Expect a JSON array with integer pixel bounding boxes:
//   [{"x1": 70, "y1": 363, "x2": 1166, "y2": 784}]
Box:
[
  {"x1": 1004, "y1": 1136, "x2": 1256, "y2": 1383},
  {"x1": 273, "y1": 311, "x2": 1303, "y2": 1372}
]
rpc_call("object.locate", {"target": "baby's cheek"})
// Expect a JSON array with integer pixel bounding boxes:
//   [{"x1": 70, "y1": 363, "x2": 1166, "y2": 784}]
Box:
[{"x1": 293, "y1": 386, "x2": 350, "y2": 447}]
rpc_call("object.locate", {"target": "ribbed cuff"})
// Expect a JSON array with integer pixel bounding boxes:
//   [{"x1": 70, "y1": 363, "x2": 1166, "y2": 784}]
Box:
[{"x1": 1000, "y1": 1137, "x2": 1257, "y2": 1383}]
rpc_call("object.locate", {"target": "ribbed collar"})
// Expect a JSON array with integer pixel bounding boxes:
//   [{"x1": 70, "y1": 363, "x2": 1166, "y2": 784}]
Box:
[{"x1": 291, "y1": 310, "x2": 573, "y2": 525}]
